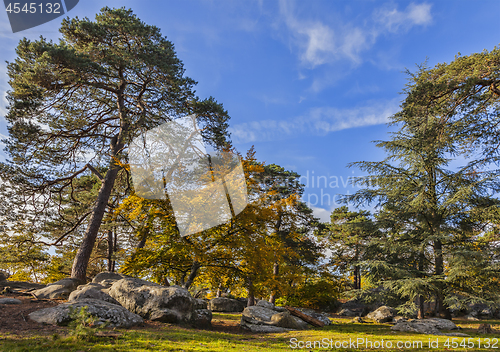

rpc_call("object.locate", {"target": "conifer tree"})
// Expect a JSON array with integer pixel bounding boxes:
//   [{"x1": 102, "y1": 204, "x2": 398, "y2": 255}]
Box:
[
  {"x1": 345, "y1": 66, "x2": 500, "y2": 317},
  {"x1": 0, "y1": 7, "x2": 230, "y2": 281}
]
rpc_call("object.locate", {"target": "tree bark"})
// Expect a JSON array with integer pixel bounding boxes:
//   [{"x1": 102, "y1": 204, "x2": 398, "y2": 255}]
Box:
[
  {"x1": 418, "y1": 249, "x2": 425, "y2": 319},
  {"x1": 183, "y1": 261, "x2": 200, "y2": 290},
  {"x1": 247, "y1": 277, "x2": 255, "y2": 307},
  {"x1": 71, "y1": 162, "x2": 121, "y2": 281},
  {"x1": 107, "y1": 229, "x2": 113, "y2": 272},
  {"x1": 269, "y1": 262, "x2": 279, "y2": 304},
  {"x1": 433, "y1": 239, "x2": 451, "y2": 319},
  {"x1": 112, "y1": 229, "x2": 117, "y2": 272},
  {"x1": 136, "y1": 225, "x2": 149, "y2": 249}
]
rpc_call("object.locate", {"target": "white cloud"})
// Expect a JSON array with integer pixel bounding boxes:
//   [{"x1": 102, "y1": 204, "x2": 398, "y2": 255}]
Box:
[
  {"x1": 307, "y1": 100, "x2": 399, "y2": 134},
  {"x1": 229, "y1": 98, "x2": 400, "y2": 143},
  {"x1": 279, "y1": 0, "x2": 369, "y2": 67},
  {"x1": 375, "y1": 3, "x2": 432, "y2": 33},
  {"x1": 310, "y1": 205, "x2": 332, "y2": 223},
  {"x1": 277, "y1": 1, "x2": 432, "y2": 68}
]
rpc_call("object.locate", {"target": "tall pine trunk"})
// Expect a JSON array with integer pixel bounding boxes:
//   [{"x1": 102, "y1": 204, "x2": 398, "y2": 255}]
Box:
[
  {"x1": 71, "y1": 162, "x2": 121, "y2": 280},
  {"x1": 71, "y1": 77, "x2": 128, "y2": 282},
  {"x1": 107, "y1": 229, "x2": 113, "y2": 272}
]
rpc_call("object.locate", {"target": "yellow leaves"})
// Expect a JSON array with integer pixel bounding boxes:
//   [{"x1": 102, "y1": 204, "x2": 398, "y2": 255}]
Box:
[{"x1": 112, "y1": 156, "x2": 130, "y2": 171}]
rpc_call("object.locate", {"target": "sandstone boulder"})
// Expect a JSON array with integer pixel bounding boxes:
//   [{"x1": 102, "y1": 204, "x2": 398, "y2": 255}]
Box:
[
  {"x1": 194, "y1": 298, "x2": 208, "y2": 310},
  {"x1": 270, "y1": 311, "x2": 304, "y2": 329},
  {"x1": 92, "y1": 272, "x2": 128, "y2": 288},
  {"x1": 68, "y1": 283, "x2": 120, "y2": 305},
  {"x1": 28, "y1": 299, "x2": 143, "y2": 328},
  {"x1": 478, "y1": 323, "x2": 494, "y2": 334},
  {"x1": 241, "y1": 306, "x2": 308, "y2": 331},
  {"x1": 31, "y1": 278, "x2": 83, "y2": 300},
  {"x1": 108, "y1": 277, "x2": 195, "y2": 324},
  {"x1": 338, "y1": 308, "x2": 358, "y2": 317},
  {"x1": 297, "y1": 308, "x2": 332, "y2": 326},
  {"x1": 366, "y1": 306, "x2": 396, "y2": 323},
  {"x1": 255, "y1": 300, "x2": 287, "y2": 312},
  {"x1": 391, "y1": 318, "x2": 461, "y2": 336},
  {"x1": 0, "y1": 298, "x2": 22, "y2": 304},
  {"x1": 193, "y1": 309, "x2": 212, "y2": 328},
  {"x1": 209, "y1": 297, "x2": 246, "y2": 312}
]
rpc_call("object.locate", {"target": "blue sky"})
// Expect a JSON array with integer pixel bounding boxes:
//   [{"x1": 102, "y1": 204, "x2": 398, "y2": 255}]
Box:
[{"x1": 1, "y1": 0, "x2": 499, "y2": 221}]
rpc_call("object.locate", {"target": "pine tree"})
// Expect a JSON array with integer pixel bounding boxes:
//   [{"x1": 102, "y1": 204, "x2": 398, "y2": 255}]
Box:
[{"x1": 0, "y1": 7, "x2": 230, "y2": 281}]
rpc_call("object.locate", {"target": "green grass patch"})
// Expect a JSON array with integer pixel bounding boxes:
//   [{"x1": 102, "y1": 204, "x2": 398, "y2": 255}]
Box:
[
  {"x1": 211, "y1": 313, "x2": 242, "y2": 321},
  {"x1": 1, "y1": 316, "x2": 499, "y2": 351}
]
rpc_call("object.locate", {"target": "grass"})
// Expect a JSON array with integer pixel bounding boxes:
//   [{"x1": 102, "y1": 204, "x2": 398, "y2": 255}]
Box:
[{"x1": 1, "y1": 315, "x2": 499, "y2": 351}]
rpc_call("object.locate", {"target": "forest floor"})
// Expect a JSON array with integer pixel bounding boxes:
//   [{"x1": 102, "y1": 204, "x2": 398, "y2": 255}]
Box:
[{"x1": 1, "y1": 292, "x2": 499, "y2": 351}]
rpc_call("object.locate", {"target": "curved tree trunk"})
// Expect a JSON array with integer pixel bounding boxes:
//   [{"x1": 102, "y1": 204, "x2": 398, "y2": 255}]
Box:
[
  {"x1": 71, "y1": 161, "x2": 121, "y2": 281},
  {"x1": 71, "y1": 75, "x2": 129, "y2": 282}
]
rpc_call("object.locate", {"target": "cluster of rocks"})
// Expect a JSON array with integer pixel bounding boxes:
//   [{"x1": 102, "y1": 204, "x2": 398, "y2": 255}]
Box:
[
  {"x1": 345, "y1": 304, "x2": 497, "y2": 336},
  {"x1": 459, "y1": 304, "x2": 499, "y2": 320},
  {"x1": 208, "y1": 297, "x2": 246, "y2": 312},
  {"x1": 27, "y1": 272, "x2": 212, "y2": 328},
  {"x1": 240, "y1": 300, "x2": 332, "y2": 333}
]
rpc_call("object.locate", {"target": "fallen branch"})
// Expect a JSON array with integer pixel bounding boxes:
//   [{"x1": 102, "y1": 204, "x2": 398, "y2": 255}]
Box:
[{"x1": 285, "y1": 306, "x2": 325, "y2": 327}]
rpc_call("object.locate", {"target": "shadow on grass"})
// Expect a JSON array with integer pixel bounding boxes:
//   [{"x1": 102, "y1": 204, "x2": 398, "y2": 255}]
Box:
[{"x1": 2, "y1": 317, "x2": 500, "y2": 351}]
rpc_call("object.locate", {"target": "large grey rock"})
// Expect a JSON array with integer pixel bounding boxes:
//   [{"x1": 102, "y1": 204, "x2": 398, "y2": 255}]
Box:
[
  {"x1": 338, "y1": 308, "x2": 358, "y2": 317},
  {"x1": 241, "y1": 306, "x2": 308, "y2": 331},
  {"x1": 270, "y1": 312, "x2": 304, "y2": 329},
  {"x1": 194, "y1": 298, "x2": 208, "y2": 310},
  {"x1": 425, "y1": 318, "x2": 458, "y2": 330},
  {"x1": 108, "y1": 277, "x2": 195, "y2": 324},
  {"x1": 366, "y1": 306, "x2": 396, "y2": 323},
  {"x1": 31, "y1": 278, "x2": 83, "y2": 300},
  {"x1": 478, "y1": 323, "x2": 494, "y2": 334},
  {"x1": 339, "y1": 300, "x2": 370, "y2": 316},
  {"x1": 240, "y1": 323, "x2": 291, "y2": 333},
  {"x1": 92, "y1": 272, "x2": 128, "y2": 288},
  {"x1": 297, "y1": 308, "x2": 332, "y2": 326},
  {"x1": 193, "y1": 309, "x2": 212, "y2": 328},
  {"x1": 28, "y1": 299, "x2": 143, "y2": 328},
  {"x1": 255, "y1": 300, "x2": 287, "y2": 312},
  {"x1": 479, "y1": 308, "x2": 493, "y2": 318},
  {"x1": 241, "y1": 306, "x2": 280, "y2": 325},
  {"x1": 209, "y1": 297, "x2": 246, "y2": 312},
  {"x1": 391, "y1": 318, "x2": 459, "y2": 336},
  {"x1": 68, "y1": 284, "x2": 120, "y2": 305},
  {"x1": 0, "y1": 298, "x2": 22, "y2": 304},
  {"x1": 256, "y1": 300, "x2": 276, "y2": 310}
]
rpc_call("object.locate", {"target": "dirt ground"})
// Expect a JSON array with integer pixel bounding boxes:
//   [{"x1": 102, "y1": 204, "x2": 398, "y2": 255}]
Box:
[
  {"x1": 0, "y1": 293, "x2": 250, "y2": 337},
  {"x1": 0, "y1": 293, "x2": 64, "y2": 335}
]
